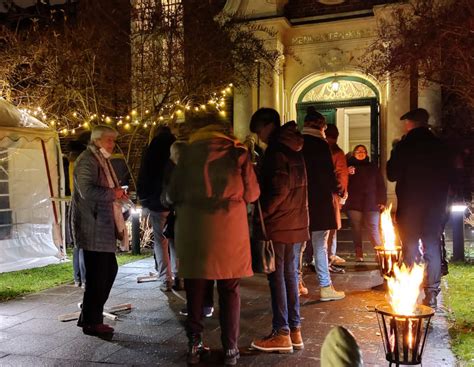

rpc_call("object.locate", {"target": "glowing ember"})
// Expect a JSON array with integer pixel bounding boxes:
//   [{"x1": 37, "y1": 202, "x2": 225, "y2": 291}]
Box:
[
  {"x1": 380, "y1": 204, "x2": 396, "y2": 251},
  {"x1": 387, "y1": 263, "x2": 425, "y2": 316}
]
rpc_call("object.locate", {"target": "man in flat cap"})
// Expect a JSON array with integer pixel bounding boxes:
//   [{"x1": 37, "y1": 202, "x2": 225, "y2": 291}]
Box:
[{"x1": 387, "y1": 108, "x2": 453, "y2": 308}]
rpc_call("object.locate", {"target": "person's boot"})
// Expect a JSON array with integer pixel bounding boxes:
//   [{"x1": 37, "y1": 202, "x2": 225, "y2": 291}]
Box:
[
  {"x1": 187, "y1": 334, "x2": 210, "y2": 365},
  {"x1": 422, "y1": 290, "x2": 438, "y2": 309},
  {"x1": 320, "y1": 285, "x2": 345, "y2": 301},
  {"x1": 224, "y1": 347, "x2": 240, "y2": 366},
  {"x1": 290, "y1": 326, "x2": 304, "y2": 350},
  {"x1": 251, "y1": 329, "x2": 293, "y2": 353}
]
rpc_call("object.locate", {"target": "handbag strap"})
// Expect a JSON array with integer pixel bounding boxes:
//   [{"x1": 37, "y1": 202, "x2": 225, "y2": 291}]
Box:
[{"x1": 257, "y1": 200, "x2": 268, "y2": 240}]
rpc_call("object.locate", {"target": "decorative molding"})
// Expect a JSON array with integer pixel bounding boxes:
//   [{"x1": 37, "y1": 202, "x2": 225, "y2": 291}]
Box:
[
  {"x1": 291, "y1": 28, "x2": 376, "y2": 45},
  {"x1": 318, "y1": 0, "x2": 346, "y2": 4},
  {"x1": 301, "y1": 79, "x2": 377, "y2": 102}
]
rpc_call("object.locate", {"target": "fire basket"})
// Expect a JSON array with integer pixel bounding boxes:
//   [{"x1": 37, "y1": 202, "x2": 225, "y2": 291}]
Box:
[
  {"x1": 374, "y1": 246, "x2": 402, "y2": 279},
  {"x1": 375, "y1": 302, "x2": 434, "y2": 366}
]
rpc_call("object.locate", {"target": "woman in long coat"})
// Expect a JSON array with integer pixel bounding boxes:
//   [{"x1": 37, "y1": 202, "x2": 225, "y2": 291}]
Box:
[
  {"x1": 167, "y1": 122, "x2": 260, "y2": 366},
  {"x1": 71, "y1": 125, "x2": 128, "y2": 336}
]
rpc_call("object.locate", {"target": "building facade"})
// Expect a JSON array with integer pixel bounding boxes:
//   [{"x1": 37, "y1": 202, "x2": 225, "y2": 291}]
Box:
[{"x1": 227, "y1": 0, "x2": 442, "y2": 204}]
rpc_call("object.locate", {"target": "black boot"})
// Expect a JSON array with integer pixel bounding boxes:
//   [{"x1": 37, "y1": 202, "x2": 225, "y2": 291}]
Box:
[{"x1": 187, "y1": 334, "x2": 210, "y2": 365}]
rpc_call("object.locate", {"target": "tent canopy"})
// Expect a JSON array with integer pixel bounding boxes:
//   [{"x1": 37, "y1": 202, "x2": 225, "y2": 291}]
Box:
[{"x1": 0, "y1": 98, "x2": 63, "y2": 273}]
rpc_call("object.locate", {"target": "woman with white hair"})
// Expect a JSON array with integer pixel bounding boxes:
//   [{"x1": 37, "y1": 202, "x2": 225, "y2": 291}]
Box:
[{"x1": 71, "y1": 125, "x2": 128, "y2": 336}]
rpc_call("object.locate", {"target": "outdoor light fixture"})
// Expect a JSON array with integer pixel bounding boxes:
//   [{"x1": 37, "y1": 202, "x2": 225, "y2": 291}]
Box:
[
  {"x1": 451, "y1": 204, "x2": 467, "y2": 212},
  {"x1": 131, "y1": 207, "x2": 142, "y2": 216},
  {"x1": 330, "y1": 79, "x2": 340, "y2": 92}
]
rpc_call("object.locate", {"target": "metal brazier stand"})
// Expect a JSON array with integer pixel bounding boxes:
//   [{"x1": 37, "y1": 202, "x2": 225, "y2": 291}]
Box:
[
  {"x1": 375, "y1": 303, "x2": 435, "y2": 366},
  {"x1": 374, "y1": 246, "x2": 402, "y2": 278}
]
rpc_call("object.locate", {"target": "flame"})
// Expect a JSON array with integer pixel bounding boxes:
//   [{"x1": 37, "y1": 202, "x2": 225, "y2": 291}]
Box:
[
  {"x1": 380, "y1": 204, "x2": 397, "y2": 251},
  {"x1": 387, "y1": 263, "x2": 424, "y2": 316},
  {"x1": 408, "y1": 319, "x2": 414, "y2": 348}
]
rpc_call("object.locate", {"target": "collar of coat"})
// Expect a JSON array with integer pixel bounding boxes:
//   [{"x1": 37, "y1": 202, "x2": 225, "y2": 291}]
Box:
[
  {"x1": 302, "y1": 127, "x2": 326, "y2": 140},
  {"x1": 189, "y1": 124, "x2": 247, "y2": 149}
]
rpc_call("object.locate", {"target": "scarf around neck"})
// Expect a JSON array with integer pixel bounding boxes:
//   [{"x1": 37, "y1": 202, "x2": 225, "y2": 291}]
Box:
[
  {"x1": 302, "y1": 127, "x2": 326, "y2": 140},
  {"x1": 88, "y1": 144, "x2": 128, "y2": 249}
]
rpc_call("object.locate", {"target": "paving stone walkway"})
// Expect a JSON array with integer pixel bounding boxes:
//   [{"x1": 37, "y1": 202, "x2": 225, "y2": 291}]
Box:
[{"x1": 0, "y1": 257, "x2": 457, "y2": 366}]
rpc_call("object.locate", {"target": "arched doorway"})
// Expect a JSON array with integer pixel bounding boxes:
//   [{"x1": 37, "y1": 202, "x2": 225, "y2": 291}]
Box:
[{"x1": 293, "y1": 74, "x2": 381, "y2": 164}]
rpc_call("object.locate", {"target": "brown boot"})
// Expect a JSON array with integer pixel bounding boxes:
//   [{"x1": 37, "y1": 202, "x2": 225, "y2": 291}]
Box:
[
  {"x1": 290, "y1": 327, "x2": 304, "y2": 350},
  {"x1": 251, "y1": 329, "x2": 293, "y2": 353}
]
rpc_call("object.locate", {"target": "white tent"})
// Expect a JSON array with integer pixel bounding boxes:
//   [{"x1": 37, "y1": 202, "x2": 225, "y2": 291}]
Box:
[{"x1": 0, "y1": 98, "x2": 64, "y2": 273}]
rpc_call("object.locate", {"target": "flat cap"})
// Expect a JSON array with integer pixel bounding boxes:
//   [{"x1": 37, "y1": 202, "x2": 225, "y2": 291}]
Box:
[{"x1": 400, "y1": 108, "x2": 429, "y2": 124}]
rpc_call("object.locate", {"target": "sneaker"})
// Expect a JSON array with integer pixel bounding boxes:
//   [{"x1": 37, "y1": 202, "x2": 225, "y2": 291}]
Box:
[
  {"x1": 329, "y1": 264, "x2": 346, "y2": 274},
  {"x1": 298, "y1": 279, "x2": 308, "y2": 296},
  {"x1": 179, "y1": 307, "x2": 214, "y2": 318},
  {"x1": 290, "y1": 327, "x2": 304, "y2": 350},
  {"x1": 203, "y1": 306, "x2": 214, "y2": 318},
  {"x1": 251, "y1": 329, "x2": 293, "y2": 353},
  {"x1": 74, "y1": 281, "x2": 81, "y2": 287},
  {"x1": 356, "y1": 257, "x2": 364, "y2": 263},
  {"x1": 224, "y1": 348, "x2": 240, "y2": 366},
  {"x1": 320, "y1": 285, "x2": 345, "y2": 302},
  {"x1": 329, "y1": 255, "x2": 346, "y2": 265},
  {"x1": 187, "y1": 335, "x2": 210, "y2": 365}
]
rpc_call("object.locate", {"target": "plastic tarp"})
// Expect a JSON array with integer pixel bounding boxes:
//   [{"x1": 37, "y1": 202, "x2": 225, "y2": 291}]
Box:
[{"x1": 0, "y1": 98, "x2": 63, "y2": 273}]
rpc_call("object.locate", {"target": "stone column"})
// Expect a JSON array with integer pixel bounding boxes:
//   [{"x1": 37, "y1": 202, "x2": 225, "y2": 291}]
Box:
[
  {"x1": 384, "y1": 78, "x2": 410, "y2": 207},
  {"x1": 418, "y1": 82, "x2": 442, "y2": 128},
  {"x1": 233, "y1": 86, "x2": 253, "y2": 142}
]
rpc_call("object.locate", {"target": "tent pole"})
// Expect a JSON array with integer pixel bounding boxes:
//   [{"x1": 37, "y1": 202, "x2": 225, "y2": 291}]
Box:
[{"x1": 41, "y1": 140, "x2": 63, "y2": 253}]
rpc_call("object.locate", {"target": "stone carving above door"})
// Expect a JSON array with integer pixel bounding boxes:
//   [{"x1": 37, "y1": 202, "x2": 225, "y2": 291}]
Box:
[{"x1": 301, "y1": 79, "x2": 376, "y2": 102}]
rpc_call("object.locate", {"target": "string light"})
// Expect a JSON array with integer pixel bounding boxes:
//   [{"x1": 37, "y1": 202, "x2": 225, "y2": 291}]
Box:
[{"x1": 16, "y1": 83, "x2": 234, "y2": 134}]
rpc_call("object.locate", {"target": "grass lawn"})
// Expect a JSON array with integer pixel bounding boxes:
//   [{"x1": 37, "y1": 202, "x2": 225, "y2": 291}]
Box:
[
  {"x1": 0, "y1": 250, "x2": 151, "y2": 302},
  {"x1": 443, "y1": 262, "x2": 474, "y2": 366}
]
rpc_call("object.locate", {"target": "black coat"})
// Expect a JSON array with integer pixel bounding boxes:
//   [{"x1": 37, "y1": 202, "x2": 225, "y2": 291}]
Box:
[
  {"x1": 257, "y1": 122, "x2": 310, "y2": 244},
  {"x1": 386, "y1": 127, "x2": 452, "y2": 222},
  {"x1": 302, "y1": 133, "x2": 340, "y2": 231},
  {"x1": 345, "y1": 156, "x2": 386, "y2": 212},
  {"x1": 137, "y1": 131, "x2": 176, "y2": 211}
]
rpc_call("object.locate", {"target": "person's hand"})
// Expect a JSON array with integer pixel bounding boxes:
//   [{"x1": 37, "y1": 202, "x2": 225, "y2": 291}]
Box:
[
  {"x1": 114, "y1": 187, "x2": 126, "y2": 200},
  {"x1": 348, "y1": 166, "x2": 355, "y2": 175},
  {"x1": 378, "y1": 204, "x2": 385, "y2": 211}
]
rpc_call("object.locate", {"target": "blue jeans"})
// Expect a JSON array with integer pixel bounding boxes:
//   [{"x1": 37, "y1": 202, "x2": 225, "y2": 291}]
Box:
[
  {"x1": 268, "y1": 242, "x2": 301, "y2": 332},
  {"x1": 73, "y1": 247, "x2": 86, "y2": 284},
  {"x1": 311, "y1": 230, "x2": 331, "y2": 288},
  {"x1": 346, "y1": 210, "x2": 381, "y2": 258},
  {"x1": 149, "y1": 210, "x2": 177, "y2": 284}
]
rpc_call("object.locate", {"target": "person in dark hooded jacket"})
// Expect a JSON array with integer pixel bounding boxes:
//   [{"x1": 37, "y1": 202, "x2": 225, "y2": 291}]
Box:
[
  {"x1": 302, "y1": 108, "x2": 345, "y2": 303},
  {"x1": 249, "y1": 108, "x2": 309, "y2": 354}
]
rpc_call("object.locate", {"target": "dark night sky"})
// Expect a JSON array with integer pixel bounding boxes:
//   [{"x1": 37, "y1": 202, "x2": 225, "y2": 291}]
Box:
[{"x1": 0, "y1": 0, "x2": 67, "y2": 12}]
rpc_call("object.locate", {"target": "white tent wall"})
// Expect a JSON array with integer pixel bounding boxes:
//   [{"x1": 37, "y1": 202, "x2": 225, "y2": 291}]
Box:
[{"x1": 0, "y1": 99, "x2": 64, "y2": 273}]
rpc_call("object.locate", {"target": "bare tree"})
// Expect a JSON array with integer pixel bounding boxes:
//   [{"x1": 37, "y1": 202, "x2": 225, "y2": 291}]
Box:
[{"x1": 363, "y1": 0, "x2": 474, "y2": 112}]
